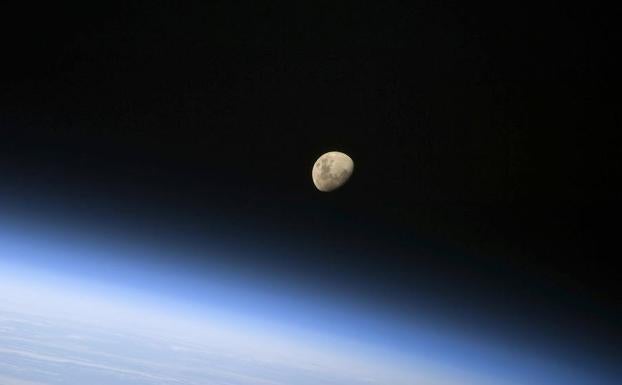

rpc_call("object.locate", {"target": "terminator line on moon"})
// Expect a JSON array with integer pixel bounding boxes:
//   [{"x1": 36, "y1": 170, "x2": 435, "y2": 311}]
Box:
[{"x1": 312, "y1": 151, "x2": 354, "y2": 192}]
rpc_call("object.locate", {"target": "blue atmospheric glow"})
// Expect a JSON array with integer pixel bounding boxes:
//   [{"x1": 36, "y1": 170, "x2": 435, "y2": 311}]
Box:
[{"x1": 0, "y1": 209, "x2": 619, "y2": 385}]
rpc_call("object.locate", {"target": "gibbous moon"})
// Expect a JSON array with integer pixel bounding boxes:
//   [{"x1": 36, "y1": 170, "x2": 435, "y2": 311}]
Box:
[{"x1": 312, "y1": 151, "x2": 354, "y2": 192}]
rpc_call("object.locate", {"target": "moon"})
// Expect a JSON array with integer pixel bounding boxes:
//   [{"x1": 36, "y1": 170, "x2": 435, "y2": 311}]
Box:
[{"x1": 312, "y1": 151, "x2": 354, "y2": 192}]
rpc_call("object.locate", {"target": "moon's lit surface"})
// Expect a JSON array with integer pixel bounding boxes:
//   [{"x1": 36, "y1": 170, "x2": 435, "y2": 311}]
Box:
[{"x1": 312, "y1": 151, "x2": 354, "y2": 192}]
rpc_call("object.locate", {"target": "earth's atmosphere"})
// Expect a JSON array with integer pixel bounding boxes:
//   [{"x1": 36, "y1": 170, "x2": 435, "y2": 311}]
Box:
[
  {"x1": 0, "y1": 273, "x2": 491, "y2": 385},
  {"x1": 0, "y1": 215, "x2": 619, "y2": 385}
]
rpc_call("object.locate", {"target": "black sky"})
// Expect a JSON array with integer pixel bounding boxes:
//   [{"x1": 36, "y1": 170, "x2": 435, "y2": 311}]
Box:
[{"x1": 1, "y1": 1, "x2": 620, "y2": 351}]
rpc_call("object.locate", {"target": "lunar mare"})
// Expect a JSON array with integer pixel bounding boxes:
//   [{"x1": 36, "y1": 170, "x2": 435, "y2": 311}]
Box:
[{"x1": 312, "y1": 151, "x2": 354, "y2": 192}]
